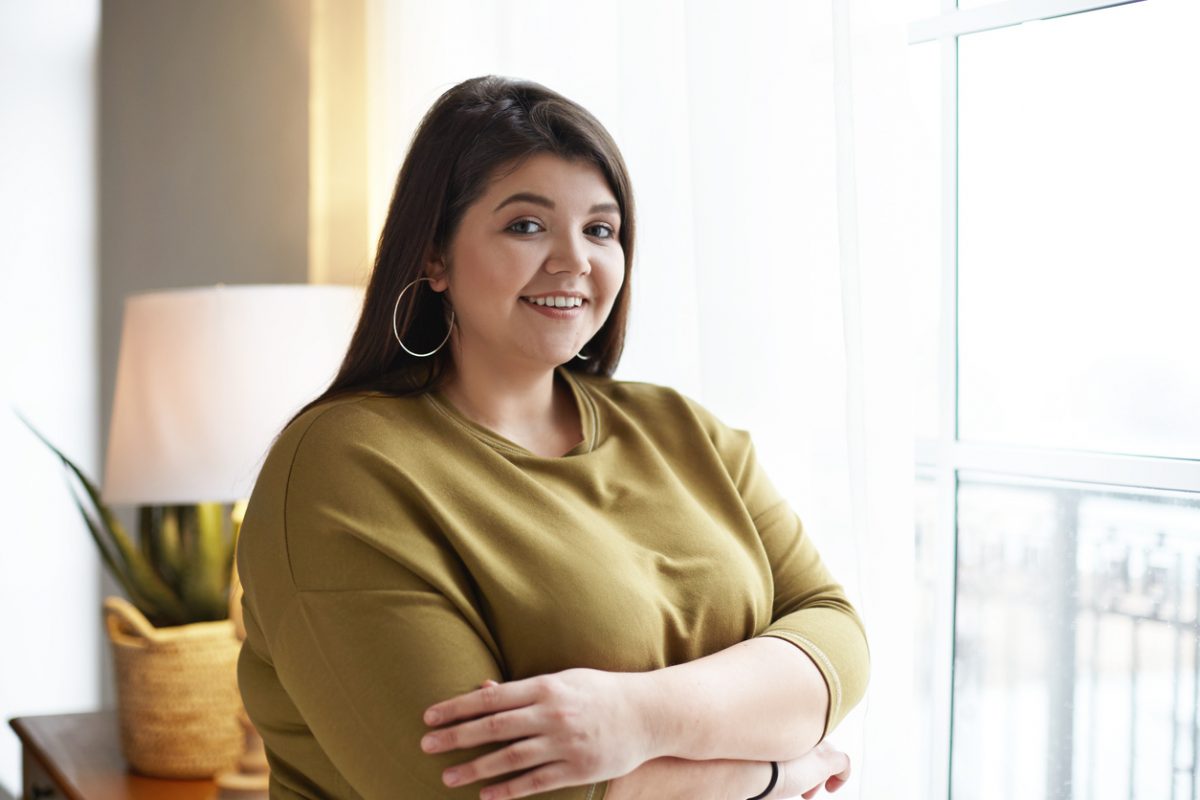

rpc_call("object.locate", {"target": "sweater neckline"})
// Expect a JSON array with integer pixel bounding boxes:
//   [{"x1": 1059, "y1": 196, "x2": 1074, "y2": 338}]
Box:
[{"x1": 424, "y1": 365, "x2": 600, "y2": 459}]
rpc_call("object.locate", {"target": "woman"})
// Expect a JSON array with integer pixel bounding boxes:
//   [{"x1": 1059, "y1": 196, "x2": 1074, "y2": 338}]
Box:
[{"x1": 236, "y1": 75, "x2": 869, "y2": 800}]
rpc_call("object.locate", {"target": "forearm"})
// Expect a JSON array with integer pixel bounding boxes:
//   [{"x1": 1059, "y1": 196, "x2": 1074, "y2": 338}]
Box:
[
  {"x1": 606, "y1": 756, "x2": 773, "y2": 800},
  {"x1": 634, "y1": 636, "x2": 829, "y2": 763}
]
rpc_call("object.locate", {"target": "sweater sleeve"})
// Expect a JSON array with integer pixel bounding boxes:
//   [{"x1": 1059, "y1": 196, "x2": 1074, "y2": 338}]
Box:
[
  {"x1": 681, "y1": 395, "x2": 871, "y2": 740},
  {"x1": 240, "y1": 403, "x2": 606, "y2": 800}
]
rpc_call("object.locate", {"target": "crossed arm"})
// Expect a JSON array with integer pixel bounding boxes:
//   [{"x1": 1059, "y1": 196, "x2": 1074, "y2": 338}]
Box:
[
  {"x1": 252, "y1": 397, "x2": 869, "y2": 799},
  {"x1": 418, "y1": 636, "x2": 840, "y2": 799}
]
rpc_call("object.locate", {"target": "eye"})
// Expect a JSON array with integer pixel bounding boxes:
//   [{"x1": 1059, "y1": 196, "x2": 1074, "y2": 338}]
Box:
[
  {"x1": 505, "y1": 219, "x2": 618, "y2": 239},
  {"x1": 506, "y1": 219, "x2": 543, "y2": 235},
  {"x1": 587, "y1": 223, "x2": 617, "y2": 240}
]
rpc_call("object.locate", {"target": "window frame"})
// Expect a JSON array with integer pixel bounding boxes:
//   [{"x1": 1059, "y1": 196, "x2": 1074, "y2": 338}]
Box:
[{"x1": 906, "y1": 0, "x2": 1196, "y2": 797}]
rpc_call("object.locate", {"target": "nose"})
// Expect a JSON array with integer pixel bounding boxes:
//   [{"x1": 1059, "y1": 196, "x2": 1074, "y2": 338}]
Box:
[{"x1": 545, "y1": 231, "x2": 592, "y2": 276}]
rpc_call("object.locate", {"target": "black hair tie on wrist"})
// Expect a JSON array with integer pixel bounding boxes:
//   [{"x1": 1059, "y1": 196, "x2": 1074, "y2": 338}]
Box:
[{"x1": 746, "y1": 761, "x2": 778, "y2": 800}]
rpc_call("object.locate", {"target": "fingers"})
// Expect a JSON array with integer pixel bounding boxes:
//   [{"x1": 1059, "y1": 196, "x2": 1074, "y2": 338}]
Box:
[
  {"x1": 421, "y1": 706, "x2": 540, "y2": 754},
  {"x1": 424, "y1": 677, "x2": 532, "y2": 726},
  {"x1": 825, "y1": 759, "x2": 850, "y2": 792},
  {"x1": 425, "y1": 678, "x2": 557, "y2": 792},
  {"x1": 782, "y1": 740, "x2": 852, "y2": 798},
  {"x1": 437, "y1": 736, "x2": 558, "y2": 792},
  {"x1": 476, "y1": 760, "x2": 578, "y2": 800},
  {"x1": 822, "y1": 748, "x2": 850, "y2": 793}
]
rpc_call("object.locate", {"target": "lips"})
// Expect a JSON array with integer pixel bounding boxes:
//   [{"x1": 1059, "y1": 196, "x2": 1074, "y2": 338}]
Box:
[
  {"x1": 520, "y1": 297, "x2": 587, "y2": 318},
  {"x1": 520, "y1": 295, "x2": 587, "y2": 307}
]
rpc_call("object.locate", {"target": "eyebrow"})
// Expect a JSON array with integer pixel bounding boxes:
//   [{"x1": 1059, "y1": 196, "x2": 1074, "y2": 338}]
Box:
[{"x1": 492, "y1": 192, "x2": 620, "y2": 216}]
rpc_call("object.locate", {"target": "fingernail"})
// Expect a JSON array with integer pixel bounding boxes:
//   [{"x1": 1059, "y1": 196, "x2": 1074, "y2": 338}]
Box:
[
  {"x1": 444, "y1": 769, "x2": 460, "y2": 786},
  {"x1": 421, "y1": 734, "x2": 438, "y2": 752},
  {"x1": 481, "y1": 790, "x2": 495, "y2": 800},
  {"x1": 425, "y1": 709, "x2": 441, "y2": 725}
]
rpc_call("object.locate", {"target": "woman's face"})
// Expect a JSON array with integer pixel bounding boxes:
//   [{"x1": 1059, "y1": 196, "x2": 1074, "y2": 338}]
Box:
[{"x1": 425, "y1": 152, "x2": 625, "y2": 375}]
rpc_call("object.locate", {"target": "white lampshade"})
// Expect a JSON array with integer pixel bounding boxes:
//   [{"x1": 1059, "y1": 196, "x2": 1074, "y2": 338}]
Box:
[{"x1": 101, "y1": 284, "x2": 364, "y2": 505}]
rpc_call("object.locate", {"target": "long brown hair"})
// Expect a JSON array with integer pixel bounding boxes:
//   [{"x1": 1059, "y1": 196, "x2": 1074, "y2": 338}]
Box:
[{"x1": 284, "y1": 75, "x2": 636, "y2": 430}]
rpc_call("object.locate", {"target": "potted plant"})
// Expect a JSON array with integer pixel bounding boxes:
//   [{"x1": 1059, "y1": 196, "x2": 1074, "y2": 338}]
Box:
[{"x1": 19, "y1": 411, "x2": 246, "y2": 780}]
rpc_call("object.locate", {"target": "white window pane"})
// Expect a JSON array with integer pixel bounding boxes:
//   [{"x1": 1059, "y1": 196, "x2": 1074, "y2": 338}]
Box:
[
  {"x1": 915, "y1": 474, "x2": 942, "y2": 799},
  {"x1": 953, "y1": 475, "x2": 1200, "y2": 800},
  {"x1": 957, "y1": 0, "x2": 1200, "y2": 459},
  {"x1": 909, "y1": 41, "x2": 942, "y2": 442}
]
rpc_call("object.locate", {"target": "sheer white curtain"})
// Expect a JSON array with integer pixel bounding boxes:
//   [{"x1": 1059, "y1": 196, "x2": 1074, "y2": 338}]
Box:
[{"x1": 366, "y1": 1, "x2": 927, "y2": 796}]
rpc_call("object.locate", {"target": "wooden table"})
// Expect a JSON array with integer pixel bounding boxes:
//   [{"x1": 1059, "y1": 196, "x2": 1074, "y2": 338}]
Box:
[{"x1": 8, "y1": 710, "x2": 224, "y2": 800}]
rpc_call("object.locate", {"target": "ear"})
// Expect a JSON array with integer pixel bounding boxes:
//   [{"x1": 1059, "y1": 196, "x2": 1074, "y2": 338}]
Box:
[{"x1": 424, "y1": 250, "x2": 449, "y2": 293}]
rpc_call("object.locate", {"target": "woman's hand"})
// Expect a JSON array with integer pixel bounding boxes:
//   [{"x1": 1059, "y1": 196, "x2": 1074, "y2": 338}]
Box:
[
  {"x1": 420, "y1": 671, "x2": 654, "y2": 799},
  {"x1": 776, "y1": 741, "x2": 851, "y2": 799}
]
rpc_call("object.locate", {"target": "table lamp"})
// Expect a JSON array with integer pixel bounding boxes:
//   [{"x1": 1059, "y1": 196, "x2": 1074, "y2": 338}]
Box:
[
  {"x1": 103, "y1": 283, "x2": 364, "y2": 506},
  {"x1": 102, "y1": 283, "x2": 363, "y2": 795}
]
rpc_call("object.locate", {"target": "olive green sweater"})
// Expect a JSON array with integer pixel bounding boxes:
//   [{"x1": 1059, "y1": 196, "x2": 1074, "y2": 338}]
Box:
[{"x1": 236, "y1": 365, "x2": 869, "y2": 799}]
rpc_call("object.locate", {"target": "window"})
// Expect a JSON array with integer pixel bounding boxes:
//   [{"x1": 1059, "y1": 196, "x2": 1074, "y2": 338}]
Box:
[{"x1": 910, "y1": 1, "x2": 1200, "y2": 798}]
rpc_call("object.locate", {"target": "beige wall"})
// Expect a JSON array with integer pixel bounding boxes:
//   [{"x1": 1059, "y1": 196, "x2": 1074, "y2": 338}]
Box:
[
  {"x1": 97, "y1": 0, "x2": 368, "y2": 705},
  {"x1": 310, "y1": 0, "x2": 370, "y2": 287},
  {"x1": 100, "y1": 0, "x2": 311, "y2": 445}
]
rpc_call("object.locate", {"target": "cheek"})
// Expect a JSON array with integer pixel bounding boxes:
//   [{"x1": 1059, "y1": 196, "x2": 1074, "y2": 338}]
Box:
[
  {"x1": 481, "y1": 243, "x2": 538, "y2": 291},
  {"x1": 452, "y1": 246, "x2": 521, "y2": 301},
  {"x1": 599, "y1": 254, "x2": 626, "y2": 298}
]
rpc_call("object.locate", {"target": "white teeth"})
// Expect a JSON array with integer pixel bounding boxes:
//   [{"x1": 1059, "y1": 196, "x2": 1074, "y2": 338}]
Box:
[{"x1": 524, "y1": 296, "x2": 583, "y2": 308}]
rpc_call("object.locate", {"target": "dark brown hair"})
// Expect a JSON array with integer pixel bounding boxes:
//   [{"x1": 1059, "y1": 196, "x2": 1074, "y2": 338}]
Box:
[{"x1": 283, "y1": 75, "x2": 636, "y2": 430}]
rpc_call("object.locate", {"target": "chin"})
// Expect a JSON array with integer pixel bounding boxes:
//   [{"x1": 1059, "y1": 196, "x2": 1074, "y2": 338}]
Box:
[{"x1": 516, "y1": 341, "x2": 591, "y2": 369}]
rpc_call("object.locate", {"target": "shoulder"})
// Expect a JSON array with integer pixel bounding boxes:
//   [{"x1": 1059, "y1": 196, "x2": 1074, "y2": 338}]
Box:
[
  {"x1": 570, "y1": 370, "x2": 686, "y2": 412},
  {"x1": 258, "y1": 391, "x2": 430, "y2": 484},
  {"x1": 274, "y1": 392, "x2": 388, "y2": 454},
  {"x1": 572, "y1": 370, "x2": 751, "y2": 452}
]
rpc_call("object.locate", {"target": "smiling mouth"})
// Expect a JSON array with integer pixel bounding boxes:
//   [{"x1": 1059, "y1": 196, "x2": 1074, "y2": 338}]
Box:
[
  {"x1": 519, "y1": 296, "x2": 588, "y2": 308},
  {"x1": 519, "y1": 297, "x2": 588, "y2": 316}
]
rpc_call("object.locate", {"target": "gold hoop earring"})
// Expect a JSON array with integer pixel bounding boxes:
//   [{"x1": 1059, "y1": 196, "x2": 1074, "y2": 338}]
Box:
[{"x1": 392, "y1": 277, "x2": 454, "y2": 357}]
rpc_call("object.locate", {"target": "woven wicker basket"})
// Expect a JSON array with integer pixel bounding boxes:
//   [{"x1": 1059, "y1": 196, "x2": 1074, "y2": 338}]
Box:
[{"x1": 103, "y1": 595, "x2": 245, "y2": 779}]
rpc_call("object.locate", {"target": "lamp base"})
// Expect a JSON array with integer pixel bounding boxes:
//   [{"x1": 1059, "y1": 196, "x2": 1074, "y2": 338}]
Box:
[
  {"x1": 214, "y1": 697, "x2": 269, "y2": 797},
  {"x1": 214, "y1": 770, "x2": 269, "y2": 797}
]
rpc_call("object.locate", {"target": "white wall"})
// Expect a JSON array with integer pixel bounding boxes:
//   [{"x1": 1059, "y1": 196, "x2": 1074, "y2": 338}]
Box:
[{"x1": 0, "y1": 1, "x2": 102, "y2": 796}]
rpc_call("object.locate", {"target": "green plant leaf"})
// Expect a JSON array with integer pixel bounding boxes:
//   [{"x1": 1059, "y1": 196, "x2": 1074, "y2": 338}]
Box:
[
  {"x1": 203, "y1": 500, "x2": 232, "y2": 593},
  {"x1": 179, "y1": 501, "x2": 230, "y2": 621},
  {"x1": 142, "y1": 505, "x2": 183, "y2": 593},
  {"x1": 68, "y1": 468, "x2": 187, "y2": 623},
  {"x1": 64, "y1": 483, "x2": 147, "y2": 607},
  {"x1": 16, "y1": 410, "x2": 188, "y2": 624}
]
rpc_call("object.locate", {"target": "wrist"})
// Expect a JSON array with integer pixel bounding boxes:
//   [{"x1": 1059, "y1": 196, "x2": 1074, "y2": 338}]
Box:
[
  {"x1": 741, "y1": 761, "x2": 778, "y2": 800},
  {"x1": 627, "y1": 669, "x2": 674, "y2": 760},
  {"x1": 607, "y1": 756, "x2": 771, "y2": 800}
]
